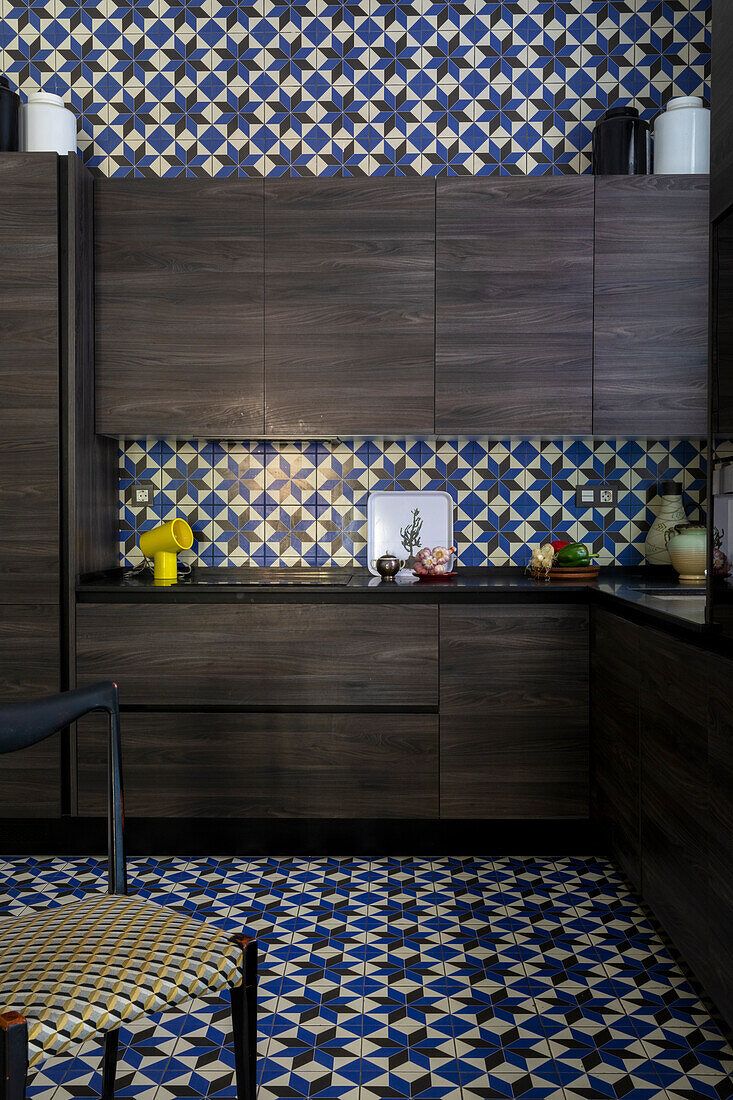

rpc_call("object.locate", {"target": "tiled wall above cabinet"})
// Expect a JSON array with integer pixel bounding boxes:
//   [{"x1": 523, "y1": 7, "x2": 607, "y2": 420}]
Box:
[
  {"x1": 120, "y1": 435, "x2": 708, "y2": 568},
  {"x1": 1, "y1": 0, "x2": 711, "y2": 177}
]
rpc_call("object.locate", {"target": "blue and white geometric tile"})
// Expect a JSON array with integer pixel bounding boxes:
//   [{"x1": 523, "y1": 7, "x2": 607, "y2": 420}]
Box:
[
  {"x1": 316, "y1": 504, "x2": 368, "y2": 565},
  {"x1": 316, "y1": 443, "x2": 369, "y2": 508}
]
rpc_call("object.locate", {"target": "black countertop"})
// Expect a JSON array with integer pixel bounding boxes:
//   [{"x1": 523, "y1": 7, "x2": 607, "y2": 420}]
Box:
[{"x1": 77, "y1": 565, "x2": 709, "y2": 634}]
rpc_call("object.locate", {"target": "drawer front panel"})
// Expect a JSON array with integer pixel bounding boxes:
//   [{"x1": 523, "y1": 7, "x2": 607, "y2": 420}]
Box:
[
  {"x1": 76, "y1": 604, "x2": 438, "y2": 706},
  {"x1": 440, "y1": 605, "x2": 589, "y2": 818},
  {"x1": 78, "y1": 711, "x2": 438, "y2": 818}
]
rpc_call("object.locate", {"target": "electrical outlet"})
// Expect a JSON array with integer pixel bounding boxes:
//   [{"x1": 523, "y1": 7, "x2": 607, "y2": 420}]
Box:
[
  {"x1": 574, "y1": 484, "x2": 622, "y2": 508},
  {"x1": 128, "y1": 481, "x2": 154, "y2": 508}
]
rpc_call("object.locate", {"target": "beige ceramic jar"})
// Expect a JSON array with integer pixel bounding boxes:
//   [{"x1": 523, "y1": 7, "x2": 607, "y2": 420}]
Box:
[{"x1": 665, "y1": 523, "x2": 707, "y2": 583}]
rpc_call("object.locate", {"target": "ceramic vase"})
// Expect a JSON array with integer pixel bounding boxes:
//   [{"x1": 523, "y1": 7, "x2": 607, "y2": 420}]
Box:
[
  {"x1": 665, "y1": 524, "x2": 707, "y2": 583},
  {"x1": 644, "y1": 481, "x2": 687, "y2": 565}
]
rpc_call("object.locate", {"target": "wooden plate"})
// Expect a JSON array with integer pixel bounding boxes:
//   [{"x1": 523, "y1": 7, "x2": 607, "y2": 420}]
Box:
[
  {"x1": 531, "y1": 564, "x2": 600, "y2": 582},
  {"x1": 413, "y1": 571, "x2": 457, "y2": 582}
]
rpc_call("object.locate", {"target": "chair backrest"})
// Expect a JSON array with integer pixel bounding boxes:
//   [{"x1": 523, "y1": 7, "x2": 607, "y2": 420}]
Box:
[{"x1": 0, "y1": 682, "x2": 127, "y2": 895}]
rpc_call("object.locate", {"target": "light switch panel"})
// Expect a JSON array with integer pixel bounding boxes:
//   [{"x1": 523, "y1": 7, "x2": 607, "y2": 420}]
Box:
[{"x1": 575, "y1": 483, "x2": 622, "y2": 508}]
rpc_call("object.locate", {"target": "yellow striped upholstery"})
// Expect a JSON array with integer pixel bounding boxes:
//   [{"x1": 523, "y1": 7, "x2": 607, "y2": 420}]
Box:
[{"x1": 0, "y1": 894, "x2": 244, "y2": 1069}]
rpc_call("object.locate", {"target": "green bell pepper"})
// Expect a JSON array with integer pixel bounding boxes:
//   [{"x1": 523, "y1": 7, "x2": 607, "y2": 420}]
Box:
[{"x1": 554, "y1": 542, "x2": 595, "y2": 567}]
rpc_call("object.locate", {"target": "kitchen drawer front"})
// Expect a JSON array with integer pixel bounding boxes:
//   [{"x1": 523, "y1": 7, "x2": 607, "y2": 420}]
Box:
[
  {"x1": 77, "y1": 711, "x2": 438, "y2": 818},
  {"x1": 76, "y1": 604, "x2": 438, "y2": 706},
  {"x1": 440, "y1": 605, "x2": 589, "y2": 818}
]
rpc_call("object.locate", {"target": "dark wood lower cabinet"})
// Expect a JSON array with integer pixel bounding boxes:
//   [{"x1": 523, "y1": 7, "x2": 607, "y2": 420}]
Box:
[
  {"x1": 440, "y1": 605, "x2": 589, "y2": 818},
  {"x1": 639, "y1": 631, "x2": 711, "y2": 990},
  {"x1": 77, "y1": 711, "x2": 438, "y2": 818},
  {"x1": 76, "y1": 603, "x2": 438, "y2": 707},
  {"x1": 707, "y1": 656, "x2": 733, "y2": 1027},
  {"x1": 591, "y1": 609, "x2": 733, "y2": 1032},
  {"x1": 590, "y1": 609, "x2": 641, "y2": 889}
]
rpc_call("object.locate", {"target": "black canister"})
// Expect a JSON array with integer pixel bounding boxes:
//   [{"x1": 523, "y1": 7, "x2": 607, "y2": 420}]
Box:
[
  {"x1": 0, "y1": 76, "x2": 20, "y2": 152},
  {"x1": 592, "y1": 105, "x2": 650, "y2": 175}
]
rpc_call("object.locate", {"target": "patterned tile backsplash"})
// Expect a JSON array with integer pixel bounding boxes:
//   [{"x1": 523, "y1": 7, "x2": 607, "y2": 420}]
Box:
[
  {"x1": 1, "y1": 0, "x2": 711, "y2": 178},
  {"x1": 119, "y1": 436, "x2": 707, "y2": 569}
]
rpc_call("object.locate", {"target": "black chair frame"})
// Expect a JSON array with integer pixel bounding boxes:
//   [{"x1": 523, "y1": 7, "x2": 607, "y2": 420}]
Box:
[{"x1": 0, "y1": 682, "x2": 257, "y2": 1100}]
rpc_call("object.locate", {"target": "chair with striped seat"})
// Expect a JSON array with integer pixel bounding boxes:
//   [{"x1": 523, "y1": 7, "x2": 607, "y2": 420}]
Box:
[{"x1": 0, "y1": 682, "x2": 258, "y2": 1100}]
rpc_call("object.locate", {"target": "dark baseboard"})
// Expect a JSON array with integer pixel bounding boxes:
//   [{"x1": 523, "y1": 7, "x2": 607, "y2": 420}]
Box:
[{"x1": 1, "y1": 817, "x2": 602, "y2": 857}]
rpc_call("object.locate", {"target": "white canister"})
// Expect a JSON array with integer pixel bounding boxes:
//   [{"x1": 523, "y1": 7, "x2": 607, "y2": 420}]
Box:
[
  {"x1": 20, "y1": 92, "x2": 77, "y2": 155},
  {"x1": 653, "y1": 96, "x2": 710, "y2": 174}
]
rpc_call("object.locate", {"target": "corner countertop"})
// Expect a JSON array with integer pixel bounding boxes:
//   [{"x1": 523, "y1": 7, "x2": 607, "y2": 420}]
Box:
[{"x1": 76, "y1": 565, "x2": 709, "y2": 634}]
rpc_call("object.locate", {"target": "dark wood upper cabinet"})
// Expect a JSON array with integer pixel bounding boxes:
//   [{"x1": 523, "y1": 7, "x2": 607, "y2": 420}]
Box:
[
  {"x1": 264, "y1": 179, "x2": 435, "y2": 436},
  {"x1": 435, "y1": 177, "x2": 594, "y2": 435},
  {"x1": 440, "y1": 605, "x2": 589, "y2": 818},
  {"x1": 712, "y1": 0, "x2": 733, "y2": 223},
  {"x1": 594, "y1": 175, "x2": 709, "y2": 436},
  {"x1": 95, "y1": 178, "x2": 264, "y2": 437}
]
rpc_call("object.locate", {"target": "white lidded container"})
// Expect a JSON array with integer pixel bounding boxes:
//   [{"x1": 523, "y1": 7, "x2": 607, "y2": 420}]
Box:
[
  {"x1": 653, "y1": 95, "x2": 710, "y2": 174},
  {"x1": 20, "y1": 91, "x2": 77, "y2": 154}
]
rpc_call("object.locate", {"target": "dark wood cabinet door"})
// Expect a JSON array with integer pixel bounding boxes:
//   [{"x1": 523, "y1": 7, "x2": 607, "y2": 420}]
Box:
[
  {"x1": 0, "y1": 601, "x2": 60, "y2": 817},
  {"x1": 712, "y1": 1, "x2": 733, "y2": 222},
  {"x1": 76, "y1": 603, "x2": 438, "y2": 706},
  {"x1": 78, "y1": 711, "x2": 438, "y2": 818},
  {"x1": 436, "y1": 177, "x2": 594, "y2": 434},
  {"x1": 265, "y1": 179, "x2": 435, "y2": 435},
  {"x1": 0, "y1": 154, "x2": 60, "y2": 605},
  {"x1": 440, "y1": 605, "x2": 589, "y2": 818},
  {"x1": 0, "y1": 735, "x2": 60, "y2": 818},
  {"x1": 590, "y1": 608, "x2": 641, "y2": 889},
  {"x1": 639, "y1": 629, "x2": 710, "y2": 987},
  {"x1": 594, "y1": 175, "x2": 709, "y2": 435},
  {"x1": 706, "y1": 654, "x2": 733, "y2": 1028},
  {"x1": 95, "y1": 179, "x2": 264, "y2": 437},
  {"x1": 0, "y1": 604, "x2": 60, "y2": 702}
]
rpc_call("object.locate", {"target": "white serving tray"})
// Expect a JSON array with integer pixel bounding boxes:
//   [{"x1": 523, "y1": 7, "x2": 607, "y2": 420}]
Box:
[{"x1": 367, "y1": 491, "x2": 454, "y2": 576}]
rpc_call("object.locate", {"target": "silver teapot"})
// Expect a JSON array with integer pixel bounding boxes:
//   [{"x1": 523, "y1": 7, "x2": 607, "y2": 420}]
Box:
[{"x1": 371, "y1": 552, "x2": 405, "y2": 582}]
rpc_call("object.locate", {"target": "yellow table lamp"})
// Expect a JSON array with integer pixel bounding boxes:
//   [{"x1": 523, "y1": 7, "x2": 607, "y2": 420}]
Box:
[{"x1": 139, "y1": 519, "x2": 194, "y2": 582}]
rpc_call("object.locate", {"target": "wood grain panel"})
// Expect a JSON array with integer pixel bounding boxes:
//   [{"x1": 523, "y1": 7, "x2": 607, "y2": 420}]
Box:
[
  {"x1": 639, "y1": 629, "x2": 710, "y2": 987},
  {"x1": 63, "y1": 155, "x2": 118, "y2": 583},
  {"x1": 705, "y1": 653, "x2": 733, "y2": 1028},
  {"x1": 77, "y1": 711, "x2": 438, "y2": 818},
  {"x1": 594, "y1": 175, "x2": 709, "y2": 435},
  {"x1": 76, "y1": 603, "x2": 438, "y2": 706},
  {"x1": 265, "y1": 179, "x2": 435, "y2": 435},
  {"x1": 0, "y1": 603, "x2": 60, "y2": 701},
  {"x1": 0, "y1": 154, "x2": 59, "y2": 604},
  {"x1": 590, "y1": 608, "x2": 641, "y2": 889},
  {"x1": 436, "y1": 177, "x2": 593, "y2": 434},
  {"x1": 440, "y1": 606, "x2": 589, "y2": 818},
  {"x1": 712, "y1": 1, "x2": 733, "y2": 222},
  {"x1": 95, "y1": 179, "x2": 264, "y2": 437},
  {"x1": 712, "y1": 213, "x2": 733, "y2": 437},
  {"x1": 0, "y1": 735, "x2": 60, "y2": 818}
]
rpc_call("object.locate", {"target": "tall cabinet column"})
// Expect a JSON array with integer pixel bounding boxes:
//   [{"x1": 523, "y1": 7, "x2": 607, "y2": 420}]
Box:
[{"x1": 0, "y1": 154, "x2": 62, "y2": 815}]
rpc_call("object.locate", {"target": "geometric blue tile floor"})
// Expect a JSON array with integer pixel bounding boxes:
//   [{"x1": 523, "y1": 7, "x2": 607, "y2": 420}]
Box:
[{"x1": 3, "y1": 855, "x2": 732, "y2": 1100}]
